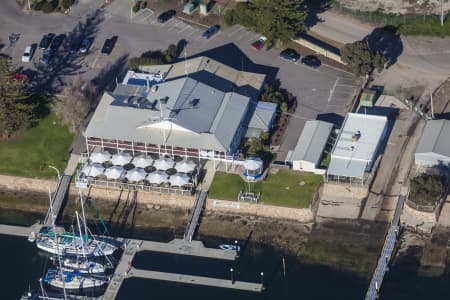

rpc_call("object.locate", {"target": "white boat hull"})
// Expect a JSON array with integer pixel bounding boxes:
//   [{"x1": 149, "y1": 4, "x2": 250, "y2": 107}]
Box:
[
  {"x1": 48, "y1": 276, "x2": 106, "y2": 290},
  {"x1": 36, "y1": 237, "x2": 116, "y2": 257},
  {"x1": 61, "y1": 259, "x2": 106, "y2": 274}
]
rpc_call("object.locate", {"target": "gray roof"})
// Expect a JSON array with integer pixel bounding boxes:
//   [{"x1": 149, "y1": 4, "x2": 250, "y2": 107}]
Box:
[
  {"x1": 85, "y1": 77, "x2": 250, "y2": 152},
  {"x1": 248, "y1": 102, "x2": 277, "y2": 131},
  {"x1": 416, "y1": 120, "x2": 450, "y2": 157},
  {"x1": 327, "y1": 157, "x2": 367, "y2": 179},
  {"x1": 289, "y1": 120, "x2": 333, "y2": 164}
]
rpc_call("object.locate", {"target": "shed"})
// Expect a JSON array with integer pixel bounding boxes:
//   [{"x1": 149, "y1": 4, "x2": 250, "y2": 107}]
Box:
[{"x1": 415, "y1": 120, "x2": 450, "y2": 167}]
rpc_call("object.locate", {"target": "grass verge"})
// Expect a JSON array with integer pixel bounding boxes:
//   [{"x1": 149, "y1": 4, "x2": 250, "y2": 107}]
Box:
[
  {"x1": 208, "y1": 169, "x2": 323, "y2": 208},
  {"x1": 0, "y1": 114, "x2": 74, "y2": 178}
]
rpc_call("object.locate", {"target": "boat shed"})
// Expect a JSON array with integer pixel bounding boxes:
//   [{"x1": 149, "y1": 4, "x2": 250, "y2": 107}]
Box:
[
  {"x1": 326, "y1": 113, "x2": 388, "y2": 185},
  {"x1": 287, "y1": 120, "x2": 333, "y2": 174},
  {"x1": 415, "y1": 119, "x2": 450, "y2": 167}
]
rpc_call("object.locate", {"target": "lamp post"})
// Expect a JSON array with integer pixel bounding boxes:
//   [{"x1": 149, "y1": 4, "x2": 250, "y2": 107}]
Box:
[
  {"x1": 230, "y1": 268, "x2": 234, "y2": 284},
  {"x1": 260, "y1": 272, "x2": 264, "y2": 286},
  {"x1": 234, "y1": 240, "x2": 239, "y2": 257},
  {"x1": 48, "y1": 165, "x2": 61, "y2": 181}
]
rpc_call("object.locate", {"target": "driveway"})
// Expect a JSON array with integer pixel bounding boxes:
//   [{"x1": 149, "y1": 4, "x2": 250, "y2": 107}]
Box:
[{"x1": 0, "y1": 0, "x2": 360, "y2": 159}]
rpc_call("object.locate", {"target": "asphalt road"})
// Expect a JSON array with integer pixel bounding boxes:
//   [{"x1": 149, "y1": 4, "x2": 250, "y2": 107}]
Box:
[{"x1": 0, "y1": 0, "x2": 361, "y2": 159}]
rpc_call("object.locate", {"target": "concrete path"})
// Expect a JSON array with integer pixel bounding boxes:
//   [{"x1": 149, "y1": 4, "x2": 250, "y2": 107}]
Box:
[
  {"x1": 64, "y1": 153, "x2": 81, "y2": 175},
  {"x1": 201, "y1": 160, "x2": 217, "y2": 191}
]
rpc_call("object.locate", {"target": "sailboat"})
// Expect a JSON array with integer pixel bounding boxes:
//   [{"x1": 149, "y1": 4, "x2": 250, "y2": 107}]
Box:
[
  {"x1": 43, "y1": 269, "x2": 108, "y2": 291},
  {"x1": 36, "y1": 189, "x2": 118, "y2": 257}
]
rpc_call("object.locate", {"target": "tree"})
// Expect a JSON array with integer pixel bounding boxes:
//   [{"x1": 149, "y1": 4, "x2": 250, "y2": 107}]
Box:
[
  {"x1": 224, "y1": 0, "x2": 307, "y2": 44},
  {"x1": 373, "y1": 51, "x2": 387, "y2": 72},
  {"x1": 0, "y1": 56, "x2": 35, "y2": 139},
  {"x1": 245, "y1": 138, "x2": 265, "y2": 157},
  {"x1": 341, "y1": 41, "x2": 388, "y2": 76},
  {"x1": 41, "y1": 1, "x2": 57, "y2": 13},
  {"x1": 409, "y1": 174, "x2": 445, "y2": 207},
  {"x1": 61, "y1": 0, "x2": 74, "y2": 9}
]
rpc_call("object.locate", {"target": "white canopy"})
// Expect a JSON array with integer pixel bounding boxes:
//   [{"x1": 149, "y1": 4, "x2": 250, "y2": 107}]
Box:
[
  {"x1": 104, "y1": 166, "x2": 125, "y2": 179},
  {"x1": 175, "y1": 160, "x2": 196, "y2": 173},
  {"x1": 111, "y1": 152, "x2": 133, "y2": 166},
  {"x1": 81, "y1": 163, "x2": 105, "y2": 177},
  {"x1": 90, "y1": 151, "x2": 111, "y2": 163},
  {"x1": 154, "y1": 157, "x2": 174, "y2": 171},
  {"x1": 243, "y1": 158, "x2": 263, "y2": 171},
  {"x1": 147, "y1": 170, "x2": 168, "y2": 184},
  {"x1": 125, "y1": 168, "x2": 147, "y2": 182},
  {"x1": 169, "y1": 173, "x2": 190, "y2": 187},
  {"x1": 133, "y1": 155, "x2": 153, "y2": 168}
]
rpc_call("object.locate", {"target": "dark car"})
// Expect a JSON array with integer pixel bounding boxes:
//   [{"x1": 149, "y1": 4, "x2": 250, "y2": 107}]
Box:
[
  {"x1": 38, "y1": 33, "x2": 55, "y2": 50},
  {"x1": 40, "y1": 49, "x2": 53, "y2": 64},
  {"x1": 202, "y1": 25, "x2": 220, "y2": 39},
  {"x1": 69, "y1": 37, "x2": 81, "y2": 53},
  {"x1": 280, "y1": 48, "x2": 300, "y2": 62},
  {"x1": 157, "y1": 10, "x2": 176, "y2": 23},
  {"x1": 101, "y1": 36, "x2": 118, "y2": 55},
  {"x1": 79, "y1": 38, "x2": 92, "y2": 54},
  {"x1": 301, "y1": 55, "x2": 321, "y2": 68},
  {"x1": 50, "y1": 34, "x2": 66, "y2": 51}
]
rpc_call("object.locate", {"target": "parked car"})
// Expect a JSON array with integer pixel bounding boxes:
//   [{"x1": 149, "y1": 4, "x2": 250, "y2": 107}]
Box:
[
  {"x1": 79, "y1": 38, "x2": 92, "y2": 54},
  {"x1": 301, "y1": 55, "x2": 321, "y2": 68},
  {"x1": 50, "y1": 34, "x2": 66, "y2": 51},
  {"x1": 69, "y1": 37, "x2": 81, "y2": 53},
  {"x1": 157, "y1": 10, "x2": 176, "y2": 23},
  {"x1": 279, "y1": 48, "x2": 300, "y2": 62},
  {"x1": 38, "y1": 33, "x2": 55, "y2": 50},
  {"x1": 14, "y1": 72, "x2": 28, "y2": 80},
  {"x1": 251, "y1": 36, "x2": 267, "y2": 50},
  {"x1": 21, "y1": 44, "x2": 36, "y2": 62},
  {"x1": 40, "y1": 49, "x2": 53, "y2": 64},
  {"x1": 101, "y1": 36, "x2": 118, "y2": 55},
  {"x1": 202, "y1": 25, "x2": 220, "y2": 39}
]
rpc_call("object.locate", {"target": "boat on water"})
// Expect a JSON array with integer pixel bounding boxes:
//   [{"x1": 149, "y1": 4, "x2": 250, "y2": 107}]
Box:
[
  {"x1": 52, "y1": 256, "x2": 108, "y2": 275},
  {"x1": 44, "y1": 269, "x2": 108, "y2": 290},
  {"x1": 219, "y1": 244, "x2": 240, "y2": 252}
]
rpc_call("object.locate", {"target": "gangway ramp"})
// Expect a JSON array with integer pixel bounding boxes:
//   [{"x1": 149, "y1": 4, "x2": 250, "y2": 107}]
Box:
[
  {"x1": 44, "y1": 174, "x2": 72, "y2": 225},
  {"x1": 184, "y1": 191, "x2": 207, "y2": 242}
]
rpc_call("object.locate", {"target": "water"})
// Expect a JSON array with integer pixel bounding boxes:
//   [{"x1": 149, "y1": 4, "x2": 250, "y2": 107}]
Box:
[{"x1": 2, "y1": 209, "x2": 450, "y2": 300}]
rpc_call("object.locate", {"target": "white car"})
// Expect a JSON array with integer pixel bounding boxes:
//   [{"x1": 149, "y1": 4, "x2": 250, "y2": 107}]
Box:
[{"x1": 21, "y1": 45, "x2": 36, "y2": 62}]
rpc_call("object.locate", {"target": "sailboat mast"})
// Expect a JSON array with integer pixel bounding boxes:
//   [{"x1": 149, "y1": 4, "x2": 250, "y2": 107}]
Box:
[
  {"x1": 78, "y1": 189, "x2": 89, "y2": 241},
  {"x1": 75, "y1": 211, "x2": 87, "y2": 258}
]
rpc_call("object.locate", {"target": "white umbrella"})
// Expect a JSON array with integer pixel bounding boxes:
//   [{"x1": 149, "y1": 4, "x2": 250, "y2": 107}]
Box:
[
  {"x1": 90, "y1": 151, "x2": 111, "y2": 163},
  {"x1": 169, "y1": 173, "x2": 190, "y2": 187},
  {"x1": 111, "y1": 152, "x2": 132, "y2": 165},
  {"x1": 81, "y1": 163, "x2": 105, "y2": 177},
  {"x1": 104, "y1": 166, "x2": 125, "y2": 179},
  {"x1": 147, "y1": 170, "x2": 168, "y2": 184},
  {"x1": 175, "y1": 160, "x2": 196, "y2": 173},
  {"x1": 154, "y1": 157, "x2": 174, "y2": 171},
  {"x1": 125, "y1": 168, "x2": 147, "y2": 182},
  {"x1": 133, "y1": 155, "x2": 153, "y2": 168},
  {"x1": 243, "y1": 158, "x2": 263, "y2": 171}
]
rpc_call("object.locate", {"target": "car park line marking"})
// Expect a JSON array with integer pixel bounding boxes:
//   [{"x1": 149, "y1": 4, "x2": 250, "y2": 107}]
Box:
[
  {"x1": 168, "y1": 20, "x2": 183, "y2": 31},
  {"x1": 327, "y1": 78, "x2": 339, "y2": 103},
  {"x1": 229, "y1": 26, "x2": 244, "y2": 37},
  {"x1": 177, "y1": 26, "x2": 191, "y2": 34},
  {"x1": 187, "y1": 29, "x2": 200, "y2": 36},
  {"x1": 206, "y1": 31, "x2": 221, "y2": 41}
]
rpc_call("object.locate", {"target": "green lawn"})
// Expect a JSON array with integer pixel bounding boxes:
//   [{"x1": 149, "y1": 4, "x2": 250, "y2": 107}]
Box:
[
  {"x1": 208, "y1": 169, "x2": 323, "y2": 208},
  {"x1": 0, "y1": 114, "x2": 74, "y2": 178}
]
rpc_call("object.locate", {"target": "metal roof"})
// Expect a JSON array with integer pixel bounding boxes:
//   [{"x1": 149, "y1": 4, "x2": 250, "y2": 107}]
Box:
[
  {"x1": 85, "y1": 77, "x2": 250, "y2": 153},
  {"x1": 416, "y1": 119, "x2": 450, "y2": 158},
  {"x1": 247, "y1": 101, "x2": 277, "y2": 131},
  {"x1": 327, "y1": 113, "x2": 387, "y2": 179},
  {"x1": 289, "y1": 120, "x2": 333, "y2": 164}
]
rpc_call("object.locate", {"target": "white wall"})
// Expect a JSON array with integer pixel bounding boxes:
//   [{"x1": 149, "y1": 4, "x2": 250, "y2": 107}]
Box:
[
  {"x1": 292, "y1": 160, "x2": 325, "y2": 175},
  {"x1": 415, "y1": 152, "x2": 450, "y2": 167}
]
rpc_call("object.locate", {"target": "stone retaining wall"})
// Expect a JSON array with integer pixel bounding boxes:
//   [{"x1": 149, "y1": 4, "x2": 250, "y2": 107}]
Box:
[{"x1": 0, "y1": 174, "x2": 57, "y2": 193}]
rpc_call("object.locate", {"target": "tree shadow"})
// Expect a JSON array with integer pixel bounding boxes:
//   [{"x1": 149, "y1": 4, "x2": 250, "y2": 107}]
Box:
[
  {"x1": 29, "y1": 9, "x2": 105, "y2": 95},
  {"x1": 364, "y1": 25, "x2": 403, "y2": 65},
  {"x1": 303, "y1": 0, "x2": 332, "y2": 30}
]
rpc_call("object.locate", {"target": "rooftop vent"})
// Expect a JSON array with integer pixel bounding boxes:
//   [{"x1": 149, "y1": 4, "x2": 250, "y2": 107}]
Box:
[
  {"x1": 151, "y1": 85, "x2": 158, "y2": 93},
  {"x1": 189, "y1": 98, "x2": 200, "y2": 108},
  {"x1": 160, "y1": 96, "x2": 169, "y2": 104},
  {"x1": 352, "y1": 130, "x2": 361, "y2": 142}
]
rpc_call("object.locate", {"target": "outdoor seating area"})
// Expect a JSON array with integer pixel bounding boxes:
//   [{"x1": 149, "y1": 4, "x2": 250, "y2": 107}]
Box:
[{"x1": 76, "y1": 149, "x2": 198, "y2": 195}]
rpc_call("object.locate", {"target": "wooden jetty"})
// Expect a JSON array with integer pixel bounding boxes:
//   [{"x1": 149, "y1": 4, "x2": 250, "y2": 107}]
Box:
[
  {"x1": 365, "y1": 192, "x2": 406, "y2": 300},
  {"x1": 184, "y1": 191, "x2": 207, "y2": 242}
]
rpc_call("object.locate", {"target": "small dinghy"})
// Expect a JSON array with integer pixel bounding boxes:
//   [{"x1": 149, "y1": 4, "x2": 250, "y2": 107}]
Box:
[{"x1": 219, "y1": 244, "x2": 240, "y2": 252}]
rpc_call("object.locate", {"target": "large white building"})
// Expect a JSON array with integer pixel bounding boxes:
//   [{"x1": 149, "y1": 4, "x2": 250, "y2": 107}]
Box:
[
  {"x1": 415, "y1": 119, "x2": 450, "y2": 167},
  {"x1": 326, "y1": 113, "x2": 388, "y2": 185}
]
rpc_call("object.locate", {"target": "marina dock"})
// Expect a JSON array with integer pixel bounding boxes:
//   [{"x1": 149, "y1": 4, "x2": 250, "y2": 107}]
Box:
[
  {"x1": 0, "y1": 223, "x2": 39, "y2": 237},
  {"x1": 128, "y1": 268, "x2": 263, "y2": 292},
  {"x1": 365, "y1": 192, "x2": 405, "y2": 300}
]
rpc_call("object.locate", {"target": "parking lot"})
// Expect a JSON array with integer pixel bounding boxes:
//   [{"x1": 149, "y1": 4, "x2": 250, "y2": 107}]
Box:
[{"x1": 0, "y1": 0, "x2": 361, "y2": 159}]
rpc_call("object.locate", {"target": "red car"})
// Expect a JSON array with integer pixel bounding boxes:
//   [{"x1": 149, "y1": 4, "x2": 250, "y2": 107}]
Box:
[
  {"x1": 251, "y1": 36, "x2": 267, "y2": 50},
  {"x1": 14, "y1": 72, "x2": 28, "y2": 81}
]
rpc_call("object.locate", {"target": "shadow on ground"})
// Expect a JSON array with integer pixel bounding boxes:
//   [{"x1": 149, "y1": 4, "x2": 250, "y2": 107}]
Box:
[{"x1": 365, "y1": 25, "x2": 403, "y2": 65}]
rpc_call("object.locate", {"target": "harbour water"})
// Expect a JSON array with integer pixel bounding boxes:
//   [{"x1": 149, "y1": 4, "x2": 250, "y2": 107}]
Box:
[{"x1": 1, "y1": 209, "x2": 450, "y2": 300}]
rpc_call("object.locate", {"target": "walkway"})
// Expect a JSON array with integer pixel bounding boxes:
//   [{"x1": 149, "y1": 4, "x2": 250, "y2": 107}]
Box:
[
  {"x1": 43, "y1": 174, "x2": 72, "y2": 225},
  {"x1": 0, "y1": 223, "x2": 41, "y2": 237},
  {"x1": 128, "y1": 268, "x2": 263, "y2": 292},
  {"x1": 365, "y1": 192, "x2": 406, "y2": 300},
  {"x1": 184, "y1": 191, "x2": 207, "y2": 242}
]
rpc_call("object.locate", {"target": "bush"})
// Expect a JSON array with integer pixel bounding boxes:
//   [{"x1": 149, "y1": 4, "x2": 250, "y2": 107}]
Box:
[
  {"x1": 132, "y1": 4, "x2": 140, "y2": 13},
  {"x1": 32, "y1": 1, "x2": 43, "y2": 10},
  {"x1": 409, "y1": 174, "x2": 445, "y2": 207},
  {"x1": 60, "y1": 0, "x2": 74, "y2": 9},
  {"x1": 41, "y1": 1, "x2": 57, "y2": 13},
  {"x1": 129, "y1": 57, "x2": 164, "y2": 70}
]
